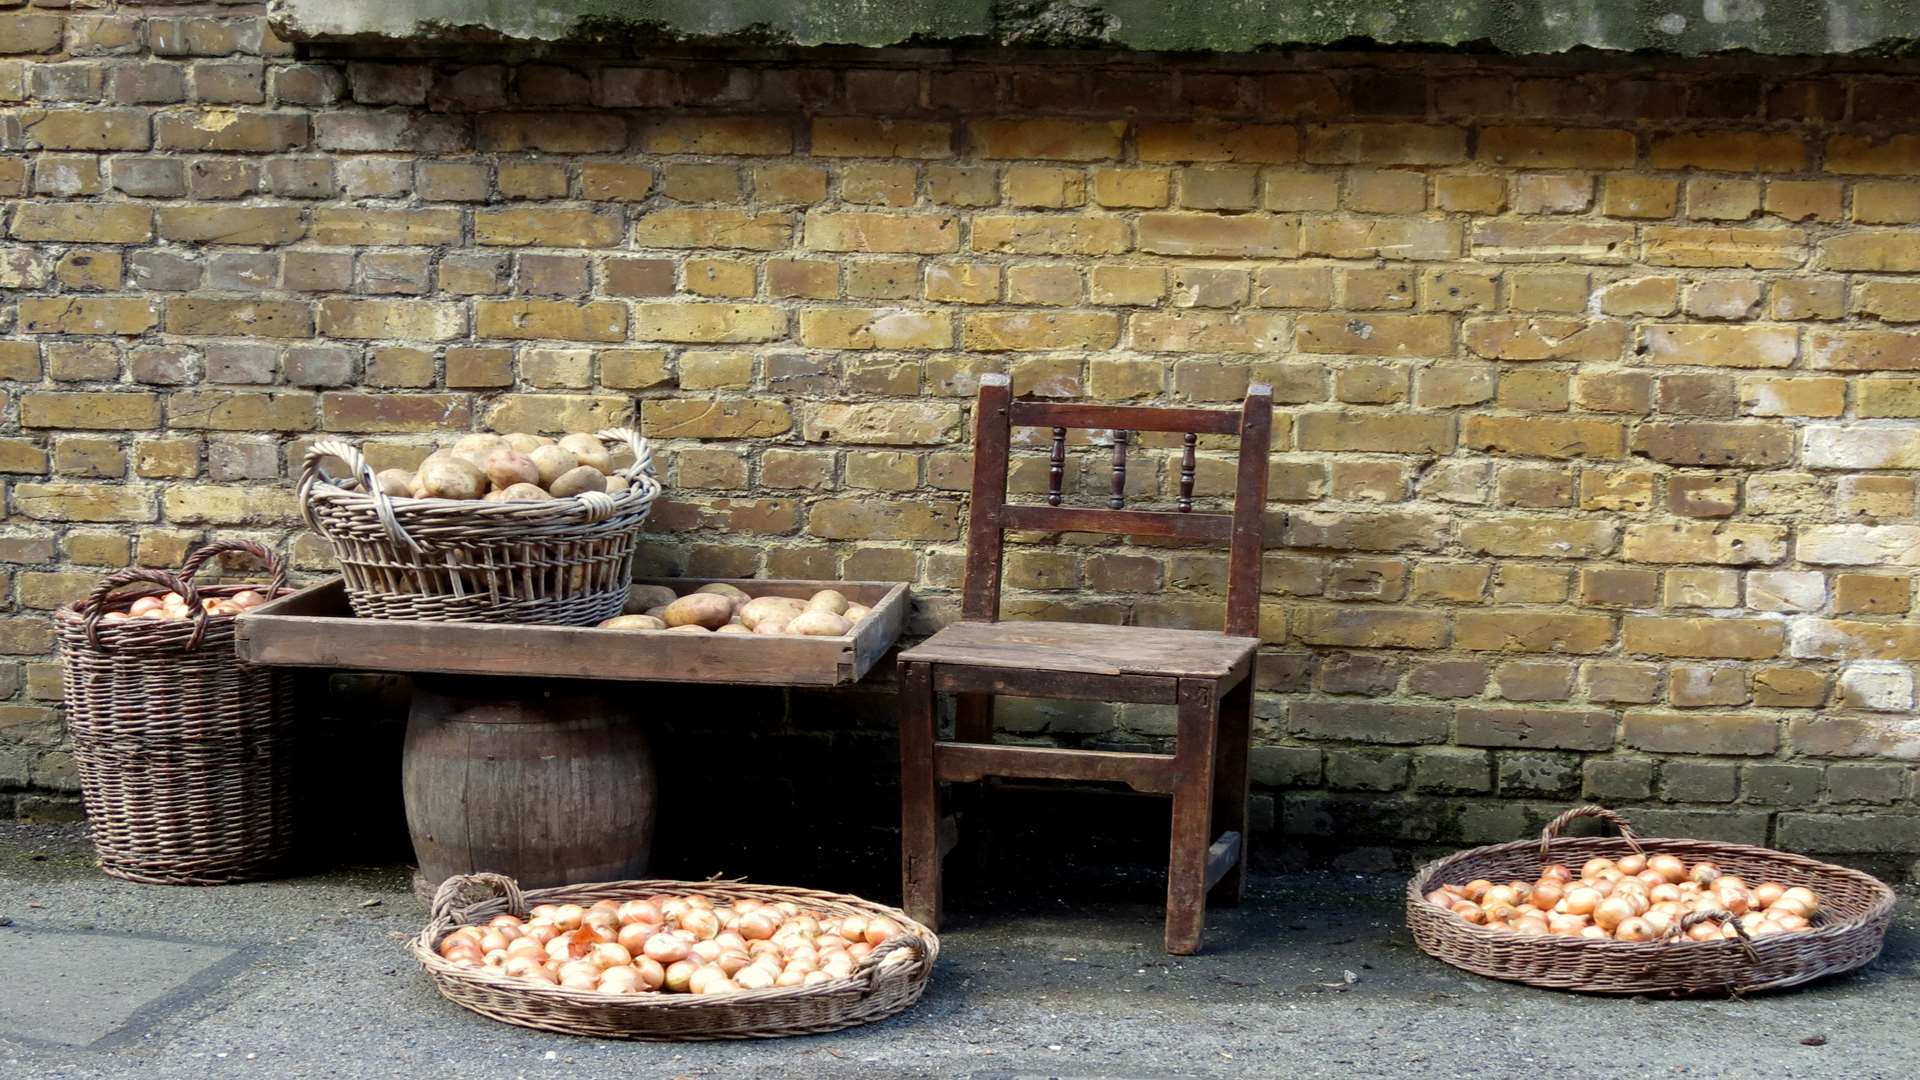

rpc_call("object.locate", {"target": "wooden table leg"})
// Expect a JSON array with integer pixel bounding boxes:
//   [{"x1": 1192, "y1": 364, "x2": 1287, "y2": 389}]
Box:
[
  {"x1": 898, "y1": 660, "x2": 943, "y2": 930},
  {"x1": 1209, "y1": 671, "x2": 1253, "y2": 907},
  {"x1": 1165, "y1": 679, "x2": 1219, "y2": 955}
]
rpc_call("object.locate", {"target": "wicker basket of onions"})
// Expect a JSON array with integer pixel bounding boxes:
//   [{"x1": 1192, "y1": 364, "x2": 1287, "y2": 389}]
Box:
[
  {"x1": 415, "y1": 873, "x2": 938, "y2": 1040},
  {"x1": 1407, "y1": 806, "x2": 1895, "y2": 995}
]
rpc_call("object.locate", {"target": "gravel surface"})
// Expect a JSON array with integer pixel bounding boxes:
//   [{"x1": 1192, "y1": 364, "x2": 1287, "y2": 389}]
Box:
[{"x1": 2, "y1": 822, "x2": 1915, "y2": 1080}]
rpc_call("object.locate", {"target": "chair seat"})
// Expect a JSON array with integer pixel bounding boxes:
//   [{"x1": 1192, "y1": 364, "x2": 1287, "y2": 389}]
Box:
[{"x1": 899, "y1": 620, "x2": 1259, "y2": 681}]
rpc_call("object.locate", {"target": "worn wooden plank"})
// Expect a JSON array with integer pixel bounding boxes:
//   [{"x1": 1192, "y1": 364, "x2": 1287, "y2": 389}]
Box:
[
  {"x1": 933, "y1": 742, "x2": 1176, "y2": 794},
  {"x1": 1009, "y1": 399, "x2": 1241, "y2": 435},
  {"x1": 901, "y1": 619, "x2": 1258, "y2": 678},
  {"x1": 1224, "y1": 384, "x2": 1274, "y2": 639},
  {"x1": 899, "y1": 661, "x2": 942, "y2": 930},
  {"x1": 1203, "y1": 831, "x2": 1243, "y2": 893},
  {"x1": 239, "y1": 577, "x2": 909, "y2": 686},
  {"x1": 999, "y1": 504, "x2": 1234, "y2": 541},
  {"x1": 961, "y1": 374, "x2": 1013, "y2": 622},
  {"x1": 933, "y1": 664, "x2": 1178, "y2": 705}
]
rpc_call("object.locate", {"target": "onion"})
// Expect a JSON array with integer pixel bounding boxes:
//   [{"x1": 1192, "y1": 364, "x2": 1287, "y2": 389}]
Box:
[
  {"x1": 522, "y1": 966, "x2": 560, "y2": 985},
  {"x1": 1752, "y1": 882, "x2": 1785, "y2": 909},
  {"x1": 590, "y1": 942, "x2": 633, "y2": 970},
  {"x1": 1782, "y1": 886, "x2": 1820, "y2": 915},
  {"x1": 716, "y1": 951, "x2": 753, "y2": 976},
  {"x1": 551, "y1": 904, "x2": 585, "y2": 930},
  {"x1": 1690, "y1": 862, "x2": 1721, "y2": 886},
  {"x1": 618, "y1": 900, "x2": 661, "y2": 926},
  {"x1": 681, "y1": 909, "x2": 720, "y2": 941},
  {"x1": 738, "y1": 911, "x2": 778, "y2": 941},
  {"x1": 664, "y1": 960, "x2": 698, "y2": 993},
  {"x1": 1529, "y1": 882, "x2": 1564, "y2": 909},
  {"x1": 1613, "y1": 917, "x2": 1655, "y2": 942},
  {"x1": 1462, "y1": 880, "x2": 1492, "y2": 902},
  {"x1": 1450, "y1": 901, "x2": 1486, "y2": 925},
  {"x1": 1581, "y1": 858, "x2": 1617, "y2": 880},
  {"x1": 644, "y1": 933, "x2": 691, "y2": 964},
  {"x1": 1685, "y1": 921, "x2": 1722, "y2": 941},
  {"x1": 597, "y1": 966, "x2": 641, "y2": 994},
  {"x1": 617, "y1": 923, "x2": 653, "y2": 953},
  {"x1": 1593, "y1": 897, "x2": 1634, "y2": 932},
  {"x1": 734, "y1": 965, "x2": 776, "y2": 990},
  {"x1": 635, "y1": 957, "x2": 666, "y2": 989},
  {"x1": 1616, "y1": 854, "x2": 1649, "y2": 877},
  {"x1": 1563, "y1": 887, "x2": 1602, "y2": 916}
]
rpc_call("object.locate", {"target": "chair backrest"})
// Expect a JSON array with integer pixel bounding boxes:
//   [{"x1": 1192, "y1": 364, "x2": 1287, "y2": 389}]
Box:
[{"x1": 962, "y1": 374, "x2": 1274, "y2": 637}]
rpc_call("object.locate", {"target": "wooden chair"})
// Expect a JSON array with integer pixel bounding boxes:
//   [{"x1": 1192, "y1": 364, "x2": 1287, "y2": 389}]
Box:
[{"x1": 897, "y1": 374, "x2": 1273, "y2": 955}]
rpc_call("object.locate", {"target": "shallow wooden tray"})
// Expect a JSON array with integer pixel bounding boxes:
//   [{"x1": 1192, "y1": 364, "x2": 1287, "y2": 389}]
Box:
[{"x1": 235, "y1": 577, "x2": 909, "y2": 686}]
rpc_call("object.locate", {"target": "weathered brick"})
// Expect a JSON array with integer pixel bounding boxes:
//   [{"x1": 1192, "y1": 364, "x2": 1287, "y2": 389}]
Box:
[
  {"x1": 310, "y1": 208, "x2": 460, "y2": 246},
  {"x1": 1134, "y1": 212, "x2": 1296, "y2": 258},
  {"x1": 17, "y1": 297, "x2": 156, "y2": 336},
  {"x1": 1291, "y1": 607, "x2": 1448, "y2": 649},
  {"x1": 1456, "y1": 707, "x2": 1614, "y2": 751},
  {"x1": 1471, "y1": 220, "x2": 1634, "y2": 263},
  {"x1": 316, "y1": 299, "x2": 464, "y2": 342},
  {"x1": 803, "y1": 210, "x2": 957, "y2": 254},
  {"x1": 639, "y1": 116, "x2": 790, "y2": 155},
  {"x1": 1303, "y1": 123, "x2": 1467, "y2": 165},
  {"x1": 477, "y1": 300, "x2": 629, "y2": 343},
  {"x1": 1623, "y1": 616, "x2": 1784, "y2": 660},
  {"x1": 1642, "y1": 225, "x2": 1805, "y2": 269},
  {"x1": 1624, "y1": 712, "x2": 1779, "y2": 756},
  {"x1": 1462, "y1": 416, "x2": 1624, "y2": 460},
  {"x1": 164, "y1": 298, "x2": 311, "y2": 339},
  {"x1": 797, "y1": 308, "x2": 948, "y2": 350},
  {"x1": 154, "y1": 110, "x2": 305, "y2": 153},
  {"x1": 475, "y1": 208, "x2": 623, "y2": 248},
  {"x1": 811, "y1": 117, "x2": 951, "y2": 158},
  {"x1": 1480, "y1": 126, "x2": 1635, "y2": 168},
  {"x1": 167, "y1": 391, "x2": 315, "y2": 432},
  {"x1": 1454, "y1": 611, "x2": 1614, "y2": 654},
  {"x1": 487, "y1": 395, "x2": 631, "y2": 434},
  {"x1": 1463, "y1": 318, "x2": 1623, "y2": 362},
  {"x1": 961, "y1": 312, "x2": 1117, "y2": 352},
  {"x1": 1631, "y1": 422, "x2": 1793, "y2": 467},
  {"x1": 1459, "y1": 518, "x2": 1614, "y2": 557},
  {"x1": 809, "y1": 498, "x2": 960, "y2": 540},
  {"x1": 14, "y1": 483, "x2": 155, "y2": 523},
  {"x1": 10, "y1": 203, "x2": 151, "y2": 243},
  {"x1": 632, "y1": 208, "x2": 792, "y2": 250},
  {"x1": 969, "y1": 119, "x2": 1123, "y2": 161},
  {"x1": 800, "y1": 402, "x2": 961, "y2": 446},
  {"x1": 21, "y1": 391, "x2": 158, "y2": 430},
  {"x1": 1650, "y1": 131, "x2": 1805, "y2": 172}
]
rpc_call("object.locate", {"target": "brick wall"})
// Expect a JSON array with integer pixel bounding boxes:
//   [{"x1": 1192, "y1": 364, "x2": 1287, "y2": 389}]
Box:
[{"x1": 3, "y1": 2, "x2": 1920, "y2": 857}]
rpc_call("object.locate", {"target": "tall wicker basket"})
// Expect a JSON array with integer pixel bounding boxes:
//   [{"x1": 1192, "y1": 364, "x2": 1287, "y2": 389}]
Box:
[
  {"x1": 299, "y1": 428, "x2": 659, "y2": 626},
  {"x1": 55, "y1": 540, "x2": 297, "y2": 886}
]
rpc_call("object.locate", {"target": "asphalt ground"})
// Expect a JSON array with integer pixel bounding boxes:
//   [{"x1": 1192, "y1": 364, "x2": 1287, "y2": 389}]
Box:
[{"x1": 2, "y1": 822, "x2": 1915, "y2": 1080}]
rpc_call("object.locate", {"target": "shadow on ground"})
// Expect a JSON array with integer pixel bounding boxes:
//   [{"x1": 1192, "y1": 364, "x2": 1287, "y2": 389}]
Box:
[{"x1": 2, "y1": 822, "x2": 1915, "y2": 1080}]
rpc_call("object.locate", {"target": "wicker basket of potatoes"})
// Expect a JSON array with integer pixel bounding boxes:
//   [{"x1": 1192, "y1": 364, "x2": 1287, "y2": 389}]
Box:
[{"x1": 299, "y1": 429, "x2": 660, "y2": 626}]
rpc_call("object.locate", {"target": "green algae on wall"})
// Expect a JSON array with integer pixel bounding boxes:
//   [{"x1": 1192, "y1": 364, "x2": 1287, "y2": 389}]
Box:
[{"x1": 270, "y1": 0, "x2": 1920, "y2": 56}]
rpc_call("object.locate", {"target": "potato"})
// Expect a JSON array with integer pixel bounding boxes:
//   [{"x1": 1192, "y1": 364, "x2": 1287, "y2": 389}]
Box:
[
  {"x1": 482, "y1": 490, "x2": 511, "y2": 502},
  {"x1": 644, "y1": 604, "x2": 672, "y2": 619},
  {"x1": 667, "y1": 624, "x2": 711, "y2": 634},
  {"x1": 696, "y1": 583, "x2": 753, "y2": 611},
  {"x1": 529, "y1": 445, "x2": 579, "y2": 488},
  {"x1": 752, "y1": 619, "x2": 789, "y2": 635},
  {"x1": 558, "y1": 433, "x2": 613, "y2": 475},
  {"x1": 625, "y1": 585, "x2": 681, "y2": 614},
  {"x1": 497, "y1": 482, "x2": 553, "y2": 501},
  {"x1": 454, "y1": 433, "x2": 511, "y2": 459},
  {"x1": 606, "y1": 475, "x2": 630, "y2": 494},
  {"x1": 739, "y1": 596, "x2": 806, "y2": 630},
  {"x1": 662, "y1": 593, "x2": 733, "y2": 630},
  {"x1": 373, "y1": 468, "x2": 415, "y2": 497},
  {"x1": 503, "y1": 432, "x2": 553, "y2": 454},
  {"x1": 483, "y1": 450, "x2": 540, "y2": 491},
  {"x1": 415, "y1": 457, "x2": 488, "y2": 500},
  {"x1": 598, "y1": 614, "x2": 666, "y2": 630},
  {"x1": 549, "y1": 465, "x2": 608, "y2": 498},
  {"x1": 715, "y1": 624, "x2": 753, "y2": 635},
  {"x1": 844, "y1": 603, "x2": 871, "y2": 623},
  {"x1": 806, "y1": 589, "x2": 850, "y2": 616},
  {"x1": 787, "y1": 610, "x2": 852, "y2": 637}
]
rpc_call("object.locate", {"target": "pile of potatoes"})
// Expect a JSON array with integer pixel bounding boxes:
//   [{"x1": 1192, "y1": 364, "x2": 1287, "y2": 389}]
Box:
[
  {"x1": 365, "y1": 432, "x2": 633, "y2": 503},
  {"x1": 597, "y1": 583, "x2": 869, "y2": 638}
]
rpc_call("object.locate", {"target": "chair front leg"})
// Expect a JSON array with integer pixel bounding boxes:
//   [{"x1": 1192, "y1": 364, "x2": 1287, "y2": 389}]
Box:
[
  {"x1": 1165, "y1": 678, "x2": 1219, "y2": 955},
  {"x1": 898, "y1": 660, "x2": 943, "y2": 930},
  {"x1": 1209, "y1": 671, "x2": 1253, "y2": 907}
]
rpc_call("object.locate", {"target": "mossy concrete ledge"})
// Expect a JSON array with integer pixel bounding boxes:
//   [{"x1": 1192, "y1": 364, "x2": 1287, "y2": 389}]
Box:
[{"x1": 269, "y1": 0, "x2": 1920, "y2": 56}]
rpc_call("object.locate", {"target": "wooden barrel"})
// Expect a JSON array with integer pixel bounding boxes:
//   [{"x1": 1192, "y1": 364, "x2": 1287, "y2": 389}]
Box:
[{"x1": 403, "y1": 677, "x2": 657, "y2": 890}]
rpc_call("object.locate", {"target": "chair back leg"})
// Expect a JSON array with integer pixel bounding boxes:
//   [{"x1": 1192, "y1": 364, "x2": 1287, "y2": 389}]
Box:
[
  {"x1": 1164, "y1": 679, "x2": 1221, "y2": 955},
  {"x1": 1209, "y1": 674, "x2": 1254, "y2": 907}
]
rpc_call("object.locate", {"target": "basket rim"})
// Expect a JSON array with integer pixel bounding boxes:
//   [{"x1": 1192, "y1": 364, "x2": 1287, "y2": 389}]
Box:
[
  {"x1": 1407, "y1": 832, "x2": 1898, "y2": 952},
  {"x1": 307, "y1": 472, "x2": 660, "y2": 523},
  {"x1": 414, "y1": 875, "x2": 939, "y2": 1016}
]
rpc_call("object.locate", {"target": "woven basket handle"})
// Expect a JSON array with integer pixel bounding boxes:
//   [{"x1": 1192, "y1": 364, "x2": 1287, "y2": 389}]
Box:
[
  {"x1": 855, "y1": 932, "x2": 929, "y2": 988},
  {"x1": 1539, "y1": 805, "x2": 1644, "y2": 864},
  {"x1": 179, "y1": 539, "x2": 289, "y2": 596},
  {"x1": 300, "y1": 438, "x2": 421, "y2": 554},
  {"x1": 1674, "y1": 907, "x2": 1760, "y2": 961},
  {"x1": 428, "y1": 872, "x2": 527, "y2": 927},
  {"x1": 77, "y1": 567, "x2": 208, "y2": 651},
  {"x1": 597, "y1": 427, "x2": 656, "y2": 483}
]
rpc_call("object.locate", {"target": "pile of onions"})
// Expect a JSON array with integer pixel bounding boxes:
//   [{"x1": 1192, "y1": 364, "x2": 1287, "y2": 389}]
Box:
[
  {"x1": 100, "y1": 589, "x2": 269, "y2": 622},
  {"x1": 435, "y1": 894, "x2": 910, "y2": 996},
  {"x1": 1426, "y1": 854, "x2": 1822, "y2": 942}
]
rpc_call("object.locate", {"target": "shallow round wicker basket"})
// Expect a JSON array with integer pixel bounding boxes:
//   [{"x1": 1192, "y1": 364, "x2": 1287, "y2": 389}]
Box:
[
  {"x1": 1407, "y1": 806, "x2": 1896, "y2": 995},
  {"x1": 415, "y1": 873, "x2": 939, "y2": 1040},
  {"x1": 299, "y1": 429, "x2": 659, "y2": 626},
  {"x1": 54, "y1": 540, "x2": 296, "y2": 886}
]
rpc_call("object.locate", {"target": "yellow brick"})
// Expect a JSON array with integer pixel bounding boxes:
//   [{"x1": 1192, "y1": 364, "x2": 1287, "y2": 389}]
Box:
[
  {"x1": 1479, "y1": 126, "x2": 1635, "y2": 169},
  {"x1": 54, "y1": 250, "x2": 123, "y2": 292},
  {"x1": 9, "y1": 203, "x2": 151, "y2": 243},
  {"x1": 488, "y1": 395, "x2": 633, "y2": 434},
  {"x1": 14, "y1": 483, "x2": 156, "y2": 523},
  {"x1": 962, "y1": 311, "x2": 1118, "y2": 351},
  {"x1": 1090, "y1": 265, "x2": 1166, "y2": 306},
  {"x1": 310, "y1": 208, "x2": 461, "y2": 245},
  {"x1": 475, "y1": 300, "x2": 628, "y2": 343},
  {"x1": 1007, "y1": 166, "x2": 1086, "y2": 208},
  {"x1": 633, "y1": 208, "x2": 792, "y2": 250},
  {"x1": 925, "y1": 261, "x2": 1001, "y2": 304},
  {"x1": 1295, "y1": 314, "x2": 1453, "y2": 357},
  {"x1": 969, "y1": 119, "x2": 1124, "y2": 161},
  {"x1": 798, "y1": 308, "x2": 951, "y2": 350},
  {"x1": 156, "y1": 206, "x2": 305, "y2": 245},
  {"x1": 165, "y1": 298, "x2": 312, "y2": 338},
  {"x1": 811, "y1": 117, "x2": 952, "y2": 158},
  {"x1": 475, "y1": 208, "x2": 623, "y2": 248},
  {"x1": 803, "y1": 210, "x2": 957, "y2": 254},
  {"x1": 1132, "y1": 311, "x2": 1287, "y2": 353},
  {"x1": 642, "y1": 398, "x2": 792, "y2": 439},
  {"x1": 580, "y1": 163, "x2": 654, "y2": 201},
  {"x1": 1137, "y1": 213, "x2": 1297, "y2": 258},
  {"x1": 1825, "y1": 134, "x2": 1920, "y2": 175},
  {"x1": 1650, "y1": 132, "x2": 1807, "y2": 172},
  {"x1": 1090, "y1": 167, "x2": 1169, "y2": 208},
  {"x1": 18, "y1": 297, "x2": 156, "y2": 336},
  {"x1": 21, "y1": 391, "x2": 158, "y2": 430},
  {"x1": 167, "y1": 391, "x2": 316, "y2": 431},
  {"x1": 1346, "y1": 170, "x2": 1426, "y2": 213},
  {"x1": 1599, "y1": 175, "x2": 1678, "y2": 219},
  {"x1": 1684, "y1": 178, "x2": 1761, "y2": 221},
  {"x1": 317, "y1": 299, "x2": 465, "y2": 341},
  {"x1": 1642, "y1": 226, "x2": 1804, "y2": 269},
  {"x1": 163, "y1": 486, "x2": 300, "y2": 526},
  {"x1": 1765, "y1": 179, "x2": 1843, "y2": 222},
  {"x1": 631, "y1": 303, "x2": 786, "y2": 344},
  {"x1": 678, "y1": 351, "x2": 754, "y2": 390},
  {"x1": 640, "y1": 116, "x2": 792, "y2": 155},
  {"x1": 970, "y1": 215, "x2": 1129, "y2": 256},
  {"x1": 1305, "y1": 124, "x2": 1468, "y2": 165}
]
